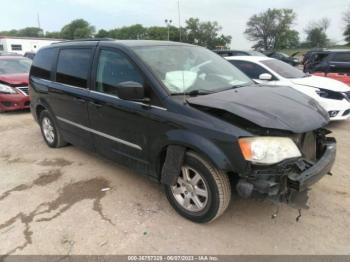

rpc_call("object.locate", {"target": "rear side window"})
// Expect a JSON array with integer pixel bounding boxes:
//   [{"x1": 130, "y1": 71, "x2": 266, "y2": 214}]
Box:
[
  {"x1": 56, "y1": 48, "x2": 92, "y2": 88},
  {"x1": 230, "y1": 60, "x2": 271, "y2": 79},
  {"x1": 332, "y1": 53, "x2": 350, "y2": 62},
  {"x1": 31, "y1": 48, "x2": 58, "y2": 80}
]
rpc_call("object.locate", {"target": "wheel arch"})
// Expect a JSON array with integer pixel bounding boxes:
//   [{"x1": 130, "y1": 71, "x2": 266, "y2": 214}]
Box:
[{"x1": 152, "y1": 130, "x2": 235, "y2": 183}]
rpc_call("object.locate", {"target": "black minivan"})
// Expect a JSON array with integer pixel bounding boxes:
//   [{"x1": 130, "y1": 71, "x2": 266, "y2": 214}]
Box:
[{"x1": 29, "y1": 40, "x2": 336, "y2": 223}]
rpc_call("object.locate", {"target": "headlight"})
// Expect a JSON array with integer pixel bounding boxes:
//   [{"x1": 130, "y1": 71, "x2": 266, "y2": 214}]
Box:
[
  {"x1": 316, "y1": 88, "x2": 344, "y2": 100},
  {"x1": 238, "y1": 137, "x2": 301, "y2": 165},
  {"x1": 0, "y1": 83, "x2": 16, "y2": 94}
]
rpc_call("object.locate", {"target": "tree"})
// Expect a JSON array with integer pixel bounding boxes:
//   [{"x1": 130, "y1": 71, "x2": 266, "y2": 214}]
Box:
[
  {"x1": 0, "y1": 27, "x2": 43, "y2": 37},
  {"x1": 343, "y1": 7, "x2": 350, "y2": 45},
  {"x1": 60, "y1": 19, "x2": 95, "y2": 39},
  {"x1": 183, "y1": 18, "x2": 231, "y2": 49},
  {"x1": 304, "y1": 18, "x2": 330, "y2": 47},
  {"x1": 17, "y1": 27, "x2": 43, "y2": 37},
  {"x1": 244, "y1": 8, "x2": 297, "y2": 50},
  {"x1": 147, "y1": 26, "x2": 179, "y2": 41},
  {"x1": 305, "y1": 28, "x2": 328, "y2": 47},
  {"x1": 107, "y1": 24, "x2": 146, "y2": 39},
  {"x1": 276, "y1": 29, "x2": 299, "y2": 49},
  {"x1": 95, "y1": 29, "x2": 109, "y2": 38},
  {"x1": 45, "y1": 31, "x2": 62, "y2": 39}
]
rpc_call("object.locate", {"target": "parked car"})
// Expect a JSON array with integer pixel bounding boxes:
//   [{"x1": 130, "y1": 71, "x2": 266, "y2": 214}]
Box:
[
  {"x1": 214, "y1": 49, "x2": 265, "y2": 57},
  {"x1": 24, "y1": 52, "x2": 36, "y2": 60},
  {"x1": 303, "y1": 49, "x2": 350, "y2": 86},
  {"x1": 226, "y1": 56, "x2": 350, "y2": 121},
  {"x1": 0, "y1": 51, "x2": 21, "y2": 56},
  {"x1": 0, "y1": 56, "x2": 31, "y2": 112},
  {"x1": 30, "y1": 40, "x2": 336, "y2": 223},
  {"x1": 264, "y1": 51, "x2": 300, "y2": 66}
]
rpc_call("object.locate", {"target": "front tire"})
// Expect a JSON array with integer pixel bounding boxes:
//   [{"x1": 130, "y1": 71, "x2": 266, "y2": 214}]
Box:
[
  {"x1": 39, "y1": 110, "x2": 67, "y2": 148},
  {"x1": 165, "y1": 151, "x2": 231, "y2": 223}
]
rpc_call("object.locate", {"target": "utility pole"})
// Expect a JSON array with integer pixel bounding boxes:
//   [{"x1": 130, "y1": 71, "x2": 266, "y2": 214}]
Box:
[
  {"x1": 165, "y1": 19, "x2": 172, "y2": 41},
  {"x1": 37, "y1": 13, "x2": 41, "y2": 29},
  {"x1": 178, "y1": 0, "x2": 182, "y2": 41}
]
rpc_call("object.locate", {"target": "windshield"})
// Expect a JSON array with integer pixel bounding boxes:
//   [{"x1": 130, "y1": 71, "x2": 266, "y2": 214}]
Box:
[
  {"x1": 0, "y1": 58, "x2": 32, "y2": 74},
  {"x1": 261, "y1": 59, "x2": 306, "y2": 79},
  {"x1": 133, "y1": 45, "x2": 252, "y2": 94}
]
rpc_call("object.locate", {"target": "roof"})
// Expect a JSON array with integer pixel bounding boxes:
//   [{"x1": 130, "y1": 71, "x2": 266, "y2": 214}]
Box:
[
  {"x1": 51, "y1": 39, "x2": 194, "y2": 48},
  {"x1": 224, "y1": 55, "x2": 272, "y2": 62}
]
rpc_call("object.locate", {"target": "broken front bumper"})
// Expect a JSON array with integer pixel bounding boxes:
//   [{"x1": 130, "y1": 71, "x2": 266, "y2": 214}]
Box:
[
  {"x1": 287, "y1": 141, "x2": 336, "y2": 192},
  {"x1": 237, "y1": 139, "x2": 336, "y2": 200}
]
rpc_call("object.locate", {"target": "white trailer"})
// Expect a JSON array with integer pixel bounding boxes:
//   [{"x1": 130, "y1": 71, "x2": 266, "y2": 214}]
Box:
[{"x1": 0, "y1": 36, "x2": 61, "y2": 55}]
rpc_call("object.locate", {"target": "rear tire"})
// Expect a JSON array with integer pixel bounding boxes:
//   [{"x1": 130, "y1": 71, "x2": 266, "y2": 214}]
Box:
[
  {"x1": 165, "y1": 151, "x2": 231, "y2": 223},
  {"x1": 39, "y1": 110, "x2": 67, "y2": 148}
]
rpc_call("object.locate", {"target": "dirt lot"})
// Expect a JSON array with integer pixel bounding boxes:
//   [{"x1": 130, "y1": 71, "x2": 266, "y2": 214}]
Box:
[{"x1": 0, "y1": 111, "x2": 350, "y2": 256}]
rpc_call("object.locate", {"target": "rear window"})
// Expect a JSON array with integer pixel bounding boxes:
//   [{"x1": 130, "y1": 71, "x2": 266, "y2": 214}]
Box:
[
  {"x1": 56, "y1": 48, "x2": 92, "y2": 88},
  {"x1": 31, "y1": 48, "x2": 57, "y2": 80},
  {"x1": 261, "y1": 59, "x2": 306, "y2": 78},
  {"x1": 331, "y1": 52, "x2": 350, "y2": 62}
]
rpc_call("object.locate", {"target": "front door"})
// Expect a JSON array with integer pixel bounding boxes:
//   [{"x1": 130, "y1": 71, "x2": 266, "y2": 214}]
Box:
[{"x1": 88, "y1": 47, "x2": 164, "y2": 176}]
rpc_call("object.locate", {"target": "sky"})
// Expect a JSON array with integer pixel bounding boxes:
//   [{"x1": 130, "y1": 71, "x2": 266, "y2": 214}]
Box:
[{"x1": 1, "y1": 0, "x2": 349, "y2": 48}]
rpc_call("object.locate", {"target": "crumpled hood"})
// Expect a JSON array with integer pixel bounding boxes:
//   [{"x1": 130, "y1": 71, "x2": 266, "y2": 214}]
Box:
[
  {"x1": 291, "y1": 75, "x2": 350, "y2": 92},
  {"x1": 187, "y1": 85, "x2": 329, "y2": 133},
  {"x1": 0, "y1": 73, "x2": 29, "y2": 86}
]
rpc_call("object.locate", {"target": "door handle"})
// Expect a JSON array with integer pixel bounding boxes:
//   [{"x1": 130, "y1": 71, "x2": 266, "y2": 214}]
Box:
[{"x1": 90, "y1": 101, "x2": 103, "y2": 108}]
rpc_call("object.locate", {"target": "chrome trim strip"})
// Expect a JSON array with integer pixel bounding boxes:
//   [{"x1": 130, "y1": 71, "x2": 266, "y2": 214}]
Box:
[
  {"x1": 16, "y1": 86, "x2": 29, "y2": 96},
  {"x1": 90, "y1": 90, "x2": 167, "y2": 111},
  {"x1": 57, "y1": 116, "x2": 142, "y2": 151}
]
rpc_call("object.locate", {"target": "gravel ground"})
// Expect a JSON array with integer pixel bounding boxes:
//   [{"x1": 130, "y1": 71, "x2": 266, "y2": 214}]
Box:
[{"x1": 0, "y1": 111, "x2": 349, "y2": 256}]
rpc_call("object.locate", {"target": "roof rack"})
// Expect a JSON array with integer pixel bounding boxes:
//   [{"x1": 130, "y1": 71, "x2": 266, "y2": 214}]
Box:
[{"x1": 52, "y1": 38, "x2": 114, "y2": 44}]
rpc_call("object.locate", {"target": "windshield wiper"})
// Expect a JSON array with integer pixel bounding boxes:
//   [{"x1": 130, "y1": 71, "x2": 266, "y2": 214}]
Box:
[{"x1": 171, "y1": 89, "x2": 214, "y2": 96}]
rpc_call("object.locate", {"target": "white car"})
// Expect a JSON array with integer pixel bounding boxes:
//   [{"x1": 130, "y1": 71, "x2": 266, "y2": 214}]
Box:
[{"x1": 225, "y1": 56, "x2": 350, "y2": 121}]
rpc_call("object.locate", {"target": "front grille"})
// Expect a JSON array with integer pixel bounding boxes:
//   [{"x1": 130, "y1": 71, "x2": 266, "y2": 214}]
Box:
[
  {"x1": 16, "y1": 86, "x2": 29, "y2": 96},
  {"x1": 1, "y1": 101, "x2": 12, "y2": 107},
  {"x1": 344, "y1": 91, "x2": 350, "y2": 101},
  {"x1": 343, "y1": 109, "x2": 350, "y2": 116},
  {"x1": 24, "y1": 101, "x2": 30, "y2": 106}
]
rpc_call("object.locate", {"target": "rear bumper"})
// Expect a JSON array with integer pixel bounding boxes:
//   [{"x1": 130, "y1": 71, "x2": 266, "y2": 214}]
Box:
[
  {"x1": 236, "y1": 139, "x2": 336, "y2": 202},
  {"x1": 0, "y1": 93, "x2": 30, "y2": 111}
]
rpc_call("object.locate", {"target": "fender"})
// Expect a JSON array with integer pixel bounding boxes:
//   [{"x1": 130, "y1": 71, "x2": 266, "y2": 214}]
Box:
[{"x1": 150, "y1": 129, "x2": 239, "y2": 180}]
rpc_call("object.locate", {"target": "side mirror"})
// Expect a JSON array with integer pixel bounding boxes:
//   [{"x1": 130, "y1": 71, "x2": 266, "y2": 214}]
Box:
[
  {"x1": 258, "y1": 73, "x2": 272, "y2": 81},
  {"x1": 116, "y1": 81, "x2": 148, "y2": 102}
]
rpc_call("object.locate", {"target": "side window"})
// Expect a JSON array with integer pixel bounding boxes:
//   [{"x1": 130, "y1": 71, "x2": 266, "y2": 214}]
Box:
[
  {"x1": 11, "y1": 44, "x2": 22, "y2": 51},
  {"x1": 230, "y1": 60, "x2": 271, "y2": 79},
  {"x1": 331, "y1": 53, "x2": 350, "y2": 62},
  {"x1": 95, "y1": 49, "x2": 144, "y2": 96},
  {"x1": 0, "y1": 44, "x2": 4, "y2": 51},
  {"x1": 56, "y1": 48, "x2": 92, "y2": 88},
  {"x1": 31, "y1": 48, "x2": 57, "y2": 80}
]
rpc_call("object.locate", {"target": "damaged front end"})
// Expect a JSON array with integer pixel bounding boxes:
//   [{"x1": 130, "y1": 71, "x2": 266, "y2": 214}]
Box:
[{"x1": 236, "y1": 129, "x2": 336, "y2": 207}]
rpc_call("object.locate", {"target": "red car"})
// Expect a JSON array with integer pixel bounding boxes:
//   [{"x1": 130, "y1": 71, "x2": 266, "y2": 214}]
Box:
[
  {"x1": 0, "y1": 56, "x2": 31, "y2": 112},
  {"x1": 312, "y1": 72, "x2": 350, "y2": 86}
]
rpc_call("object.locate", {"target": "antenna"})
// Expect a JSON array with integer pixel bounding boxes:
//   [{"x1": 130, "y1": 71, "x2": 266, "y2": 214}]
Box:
[{"x1": 178, "y1": 0, "x2": 182, "y2": 42}]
